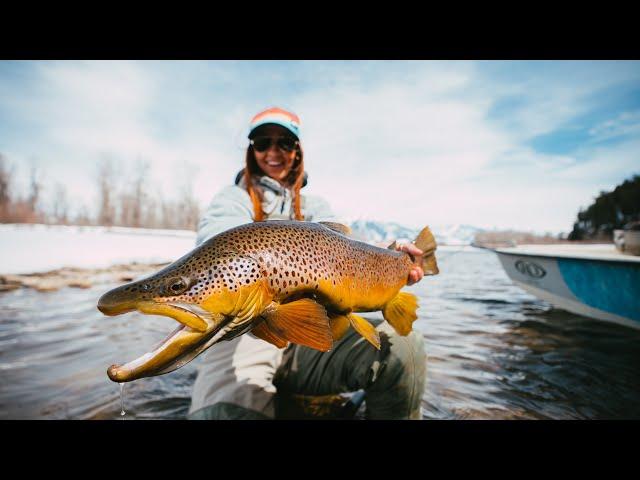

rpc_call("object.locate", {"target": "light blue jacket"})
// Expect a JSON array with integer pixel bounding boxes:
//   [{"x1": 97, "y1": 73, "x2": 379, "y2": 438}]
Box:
[{"x1": 196, "y1": 172, "x2": 338, "y2": 246}]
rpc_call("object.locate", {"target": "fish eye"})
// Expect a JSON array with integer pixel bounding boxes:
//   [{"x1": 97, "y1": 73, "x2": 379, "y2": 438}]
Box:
[{"x1": 165, "y1": 276, "x2": 190, "y2": 295}]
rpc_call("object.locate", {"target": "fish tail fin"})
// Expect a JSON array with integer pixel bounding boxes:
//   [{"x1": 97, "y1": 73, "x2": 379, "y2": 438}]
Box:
[
  {"x1": 413, "y1": 226, "x2": 439, "y2": 276},
  {"x1": 382, "y1": 291, "x2": 419, "y2": 336}
]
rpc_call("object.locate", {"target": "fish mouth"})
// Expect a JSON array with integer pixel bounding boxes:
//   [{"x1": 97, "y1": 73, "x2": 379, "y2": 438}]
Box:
[{"x1": 102, "y1": 301, "x2": 232, "y2": 383}]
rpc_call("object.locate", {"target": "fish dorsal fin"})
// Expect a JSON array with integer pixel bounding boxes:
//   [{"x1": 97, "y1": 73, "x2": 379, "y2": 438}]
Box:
[
  {"x1": 251, "y1": 320, "x2": 289, "y2": 348},
  {"x1": 387, "y1": 240, "x2": 397, "y2": 250},
  {"x1": 262, "y1": 299, "x2": 333, "y2": 352},
  {"x1": 348, "y1": 313, "x2": 381, "y2": 350},
  {"x1": 328, "y1": 312, "x2": 351, "y2": 342},
  {"x1": 319, "y1": 222, "x2": 352, "y2": 236},
  {"x1": 382, "y1": 291, "x2": 419, "y2": 336}
]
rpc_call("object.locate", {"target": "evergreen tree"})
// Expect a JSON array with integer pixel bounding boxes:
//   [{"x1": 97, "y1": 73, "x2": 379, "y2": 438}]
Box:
[{"x1": 569, "y1": 174, "x2": 640, "y2": 240}]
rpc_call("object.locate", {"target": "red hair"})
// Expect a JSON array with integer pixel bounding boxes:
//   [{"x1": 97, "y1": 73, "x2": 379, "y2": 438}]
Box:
[{"x1": 243, "y1": 144, "x2": 305, "y2": 222}]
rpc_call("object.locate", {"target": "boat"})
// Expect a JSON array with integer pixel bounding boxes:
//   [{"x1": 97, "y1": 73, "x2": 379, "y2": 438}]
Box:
[{"x1": 487, "y1": 243, "x2": 640, "y2": 329}]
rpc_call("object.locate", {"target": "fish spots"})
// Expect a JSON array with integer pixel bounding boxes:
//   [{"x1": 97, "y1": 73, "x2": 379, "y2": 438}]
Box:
[{"x1": 146, "y1": 220, "x2": 411, "y2": 308}]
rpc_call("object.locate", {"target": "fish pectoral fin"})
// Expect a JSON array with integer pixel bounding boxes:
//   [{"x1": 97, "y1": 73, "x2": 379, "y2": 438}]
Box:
[
  {"x1": 251, "y1": 319, "x2": 289, "y2": 349},
  {"x1": 318, "y1": 221, "x2": 352, "y2": 236},
  {"x1": 348, "y1": 313, "x2": 381, "y2": 350},
  {"x1": 382, "y1": 291, "x2": 419, "y2": 336},
  {"x1": 328, "y1": 313, "x2": 351, "y2": 341},
  {"x1": 233, "y1": 278, "x2": 272, "y2": 322},
  {"x1": 263, "y1": 299, "x2": 333, "y2": 352}
]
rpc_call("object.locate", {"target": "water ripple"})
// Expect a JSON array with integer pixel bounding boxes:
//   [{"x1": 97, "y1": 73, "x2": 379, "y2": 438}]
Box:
[{"x1": 1, "y1": 252, "x2": 640, "y2": 419}]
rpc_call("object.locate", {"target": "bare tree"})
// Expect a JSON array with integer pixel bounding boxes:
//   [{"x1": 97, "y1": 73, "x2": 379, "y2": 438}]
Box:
[
  {"x1": 130, "y1": 159, "x2": 149, "y2": 228},
  {"x1": 0, "y1": 154, "x2": 12, "y2": 222},
  {"x1": 74, "y1": 205, "x2": 93, "y2": 226},
  {"x1": 27, "y1": 166, "x2": 44, "y2": 223},
  {"x1": 177, "y1": 184, "x2": 200, "y2": 230},
  {"x1": 143, "y1": 193, "x2": 160, "y2": 229},
  {"x1": 28, "y1": 167, "x2": 40, "y2": 212},
  {"x1": 97, "y1": 158, "x2": 117, "y2": 226},
  {"x1": 160, "y1": 197, "x2": 175, "y2": 229},
  {"x1": 51, "y1": 183, "x2": 70, "y2": 225}
]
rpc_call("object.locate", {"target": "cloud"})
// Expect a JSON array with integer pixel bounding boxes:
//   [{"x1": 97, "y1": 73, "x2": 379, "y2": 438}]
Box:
[
  {"x1": 588, "y1": 110, "x2": 640, "y2": 143},
  {"x1": 1, "y1": 61, "x2": 243, "y2": 213},
  {"x1": 1, "y1": 60, "x2": 639, "y2": 234}
]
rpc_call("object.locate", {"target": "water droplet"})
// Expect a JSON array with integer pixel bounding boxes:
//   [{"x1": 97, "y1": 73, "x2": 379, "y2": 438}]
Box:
[{"x1": 119, "y1": 382, "x2": 126, "y2": 418}]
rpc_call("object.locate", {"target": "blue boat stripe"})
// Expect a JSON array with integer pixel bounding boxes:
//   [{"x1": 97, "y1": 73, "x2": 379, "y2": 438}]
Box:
[{"x1": 557, "y1": 258, "x2": 640, "y2": 323}]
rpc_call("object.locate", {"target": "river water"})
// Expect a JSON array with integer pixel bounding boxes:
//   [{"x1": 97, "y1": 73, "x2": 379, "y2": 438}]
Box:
[{"x1": 1, "y1": 249, "x2": 639, "y2": 419}]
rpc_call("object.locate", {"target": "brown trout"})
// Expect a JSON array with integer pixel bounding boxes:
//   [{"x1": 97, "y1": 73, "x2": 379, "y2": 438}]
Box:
[{"x1": 97, "y1": 220, "x2": 438, "y2": 382}]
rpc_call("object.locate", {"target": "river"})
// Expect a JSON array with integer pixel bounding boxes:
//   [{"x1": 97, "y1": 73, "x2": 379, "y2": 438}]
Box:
[{"x1": 1, "y1": 249, "x2": 639, "y2": 419}]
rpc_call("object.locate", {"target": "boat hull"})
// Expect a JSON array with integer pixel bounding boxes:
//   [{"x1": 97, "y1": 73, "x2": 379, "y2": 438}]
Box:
[{"x1": 495, "y1": 250, "x2": 640, "y2": 329}]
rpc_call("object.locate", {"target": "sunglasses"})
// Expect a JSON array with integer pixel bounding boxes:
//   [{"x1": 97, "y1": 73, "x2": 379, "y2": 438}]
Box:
[{"x1": 250, "y1": 136, "x2": 298, "y2": 153}]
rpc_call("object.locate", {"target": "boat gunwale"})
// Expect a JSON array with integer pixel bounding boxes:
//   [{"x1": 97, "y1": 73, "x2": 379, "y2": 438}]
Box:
[{"x1": 492, "y1": 247, "x2": 640, "y2": 264}]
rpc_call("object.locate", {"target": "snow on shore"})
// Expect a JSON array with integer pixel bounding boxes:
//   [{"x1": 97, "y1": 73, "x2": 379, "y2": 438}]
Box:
[
  {"x1": 0, "y1": 224, "x2": 197, "y2": 275},
  {"x1": 0, "y1": 223, "x2": 480, "y2": 276}
]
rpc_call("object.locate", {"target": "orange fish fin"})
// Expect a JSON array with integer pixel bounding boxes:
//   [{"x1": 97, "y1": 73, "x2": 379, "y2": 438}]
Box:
[
  {"x1": 328, "y1": 313, "x2": 351, "y2": 341},
  {"x1": 319, "y1": 221, "x2": 352, "y2": 236},
  {"x1": 413, "y1": 226, "x2": 439, "y2": 276},
  {"x1": 251, "y1": 320, "x2": 289, "y2": 349},
  {"x1": 347, "y1": 313, "x2": 381, "y2": 350},
  {"x1": 263, "y1": 299, "x2": 333, "y2": 352},
  {"x1": 382, "y1": 291, "x2": 419, "y2": 336},
  {"x1": 235, "y1": 278, "x2": 273, "y2": 321}
]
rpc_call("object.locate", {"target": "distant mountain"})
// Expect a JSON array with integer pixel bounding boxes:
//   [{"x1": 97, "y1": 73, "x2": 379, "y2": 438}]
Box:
[
  {"x1": 429, "y1": 224, "x2": 484, "y2": 246},
  {"x1": 347, "y1": 220, "x2": 483, "y2": 246}
]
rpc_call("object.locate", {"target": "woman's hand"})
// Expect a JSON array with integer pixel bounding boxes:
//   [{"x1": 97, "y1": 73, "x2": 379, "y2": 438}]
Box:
[{"x1": 395, "y1": 243, "x2": 424, "y2": 286}]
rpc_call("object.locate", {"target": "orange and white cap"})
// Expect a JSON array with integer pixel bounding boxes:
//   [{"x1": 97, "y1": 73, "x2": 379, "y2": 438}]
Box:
[{"x1": 248, "y1": 107, "x2": 301, "y2": 140}]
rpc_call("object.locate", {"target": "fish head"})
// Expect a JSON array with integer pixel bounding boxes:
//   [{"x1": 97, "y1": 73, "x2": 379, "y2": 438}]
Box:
[{"x1": 97, "y1": 246, "x2": 267, "y2": 382}]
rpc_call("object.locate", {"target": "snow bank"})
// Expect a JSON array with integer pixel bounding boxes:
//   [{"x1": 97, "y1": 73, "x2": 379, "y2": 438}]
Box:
[
  {"x1": 0, "y1": 224, "x2": 197, "y2": 275},
  {"x1": 0, "y1": 223, "x2": 483, "y2": 276}
]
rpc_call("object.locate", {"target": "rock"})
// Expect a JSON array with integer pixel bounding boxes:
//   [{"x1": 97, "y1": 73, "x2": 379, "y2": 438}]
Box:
[
  {"x1": 0, "y1": 284, "x2": 21, "y2": 292},
  {"x1": 68, "y1": 279, "x2": 93, "y2": 289}
]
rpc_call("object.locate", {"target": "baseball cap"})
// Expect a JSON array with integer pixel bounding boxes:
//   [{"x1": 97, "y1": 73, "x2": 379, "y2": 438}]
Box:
[{"x1": 248, "y1": 107, "x2": 301, "y2": 140}]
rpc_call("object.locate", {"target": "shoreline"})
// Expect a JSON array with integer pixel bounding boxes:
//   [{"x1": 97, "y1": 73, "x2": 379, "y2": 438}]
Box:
[
  {"x1": 0, "y1": 242, "x2": 605, "y2": 293},
  {"x1": 0, "y1": 262, "x2": 170, "y2": 293}
]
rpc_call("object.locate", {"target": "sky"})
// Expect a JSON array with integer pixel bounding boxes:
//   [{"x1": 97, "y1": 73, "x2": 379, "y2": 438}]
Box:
[{"x1": 1, "y1": 60, "x2": 639, "y2": 233}]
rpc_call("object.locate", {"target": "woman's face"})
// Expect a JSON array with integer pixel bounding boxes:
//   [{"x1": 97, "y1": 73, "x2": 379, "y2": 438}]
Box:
[{"x1": 251, "y1": 124, "x2": 298, "y2": 183}]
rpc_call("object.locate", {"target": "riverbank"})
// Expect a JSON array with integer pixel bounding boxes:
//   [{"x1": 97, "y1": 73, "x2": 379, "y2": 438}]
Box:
[{"x1": 0, "y1": 262, "x2": 170, "y2": 293}]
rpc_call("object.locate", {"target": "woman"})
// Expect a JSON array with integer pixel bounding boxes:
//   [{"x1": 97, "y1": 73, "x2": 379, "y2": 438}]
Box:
[{"x1": 188, "y1": 107, "x2": 427, "y2": 419}]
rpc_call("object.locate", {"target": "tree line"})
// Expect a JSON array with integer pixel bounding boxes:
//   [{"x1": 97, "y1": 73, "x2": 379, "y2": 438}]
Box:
[
  {"x1": 0, "y1": 154, "x2": 200, "y2": 230},
  {"x1": 568, "y1": 174, "x2": 640, "y2": 240}
]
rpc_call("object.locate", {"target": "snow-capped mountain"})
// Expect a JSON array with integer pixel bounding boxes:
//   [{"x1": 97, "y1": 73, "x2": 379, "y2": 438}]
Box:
[
  {"x1": 429, "y1": 224, "x2": 484, "y2": 246},
  {"x1": 347, "y1": 220, "x2": 483, "y2": 246}
]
